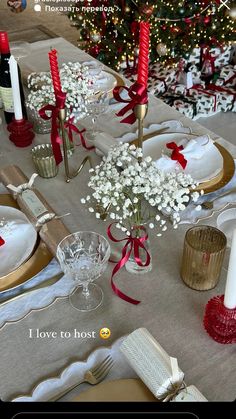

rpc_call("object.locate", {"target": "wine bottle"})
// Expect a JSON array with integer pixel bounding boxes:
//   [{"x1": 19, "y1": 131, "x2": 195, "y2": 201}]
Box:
[{"x1": 0, "y1": 31, "x2": 27, "y2": 124}]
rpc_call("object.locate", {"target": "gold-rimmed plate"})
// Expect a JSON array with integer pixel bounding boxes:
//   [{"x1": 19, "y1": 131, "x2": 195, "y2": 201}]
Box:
[
  {"x1": 0, "y1": 194, "x2": 52, "y2": 293},
  {"x1": 132, "y1": 133, "x2": 235, "y2": 194},
  {"x1": 73, "y1": 378, "x2": 156, "y2": 402}
]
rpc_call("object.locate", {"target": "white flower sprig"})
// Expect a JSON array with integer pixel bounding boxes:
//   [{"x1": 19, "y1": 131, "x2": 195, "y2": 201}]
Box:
[
  {"x1": 26, "y1": 62, "x2": 97, "y2": 122},
  {"x1": 81, "y1": 143, "x2": 201, "y2": 236}
]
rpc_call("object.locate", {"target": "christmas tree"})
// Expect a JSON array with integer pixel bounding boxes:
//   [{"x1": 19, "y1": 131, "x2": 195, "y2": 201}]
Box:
[{"x1": 69, "y1": 1, "x2": 235, "y2": 70}]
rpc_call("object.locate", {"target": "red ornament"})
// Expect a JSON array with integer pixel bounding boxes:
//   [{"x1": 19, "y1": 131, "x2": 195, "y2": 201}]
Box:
[
  {"x1": 170, "y1": 26, "x2": 181, "y2": 34},
  {"x1": 161, "y1": 25, "x2": 167, "y2": 31},
  {"x1": 184, "y1": 17, "x2": 192, "y2": 25},
  {"x1": 89, "y1": 45, "x2": 101, "y2": 57},
  {"x1": 0, "y1": 236, "x2": 5, "y2": 246},
  {"x1": 203, "y1": 16, "x2": 211, "y2": 24},
  {"x1": 138, "y1": 5, "x2": 154, "y2": 17}
]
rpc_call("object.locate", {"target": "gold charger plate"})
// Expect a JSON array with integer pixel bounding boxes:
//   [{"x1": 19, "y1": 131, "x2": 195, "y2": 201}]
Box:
[
  {"x1": 200, "y1": 143, "x2": 235, "y2": 194},
  {"x1": 0, "y1": 194, "x2": 52, "y2": 292},
  {"x1": 73, "y1": 379, "x2": 157, "y2": 402}
]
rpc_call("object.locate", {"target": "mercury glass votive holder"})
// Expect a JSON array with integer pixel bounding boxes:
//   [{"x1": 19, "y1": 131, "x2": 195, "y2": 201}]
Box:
[
  {"x1": 181, "y1": 226, "x2": 227, "y2": 291},
  {"x1": 32, "y1": 144, "x2": 58, "y2": 178}
]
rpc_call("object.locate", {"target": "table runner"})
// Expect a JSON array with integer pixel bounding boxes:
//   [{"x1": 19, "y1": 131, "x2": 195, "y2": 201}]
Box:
[{"x1": 0, "y1": 38, "x2": 235, "y2": 402}]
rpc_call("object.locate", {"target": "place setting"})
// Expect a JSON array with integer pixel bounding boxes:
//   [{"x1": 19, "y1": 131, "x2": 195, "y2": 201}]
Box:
[
  {"x1": 0, "y1": 5, "x2": 236, "y2": 405},
  {"x1": 11, "y1": 328, "x2": 207, "y2": 402}
]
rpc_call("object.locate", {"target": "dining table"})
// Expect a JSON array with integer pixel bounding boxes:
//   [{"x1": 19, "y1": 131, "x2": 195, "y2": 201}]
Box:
[{"x1": 0, "y1": 37, "x2": 235, "y2": 403}]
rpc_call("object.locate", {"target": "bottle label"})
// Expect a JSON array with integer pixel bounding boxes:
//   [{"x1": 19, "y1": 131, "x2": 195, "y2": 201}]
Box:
[
  {"x1": 0, "y1": 86, "x2": 14, "y2": 112},
  {"x1": 21, "y1": 190, "x2": 48, "y2": 218}
]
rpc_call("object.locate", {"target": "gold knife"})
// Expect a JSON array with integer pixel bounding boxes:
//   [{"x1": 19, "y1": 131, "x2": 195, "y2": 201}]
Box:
[{"x1": 0, "y1": 272, "x2": 63, "y2": 307}]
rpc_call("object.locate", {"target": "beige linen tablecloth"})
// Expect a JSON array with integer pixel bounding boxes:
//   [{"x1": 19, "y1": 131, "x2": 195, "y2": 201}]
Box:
[{"x1": 0, "y1": 38, "x2": 235, "y2": 402}]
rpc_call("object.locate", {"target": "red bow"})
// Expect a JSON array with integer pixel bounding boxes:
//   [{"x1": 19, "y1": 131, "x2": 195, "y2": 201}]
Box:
[
  {"x1": 113, "y1": 82, "x2": 148, "y2": 124},
  {"x1": 39, "y1": 91, "x2": 67, "y2": 165},
  {"x1": 64, "y1": 117, "x2": 95, "y2": 151},
  {"x1": 107, "y1": 223, "x2": 151, "y2": 305},
  {"x1": 0, "y1": 236, "x2": 5, "y2": 247},
  {"x1": 166, "y1": 142, "x2": 187, "y2": 169}
]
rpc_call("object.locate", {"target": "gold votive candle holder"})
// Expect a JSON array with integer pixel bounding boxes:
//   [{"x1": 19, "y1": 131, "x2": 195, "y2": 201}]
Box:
[
  {"x1": 181, "y1": 226, "x2": 227, "y2": 291},
  {"x1": 32, "y1": 144, "x2": 58, "y2": 178}
]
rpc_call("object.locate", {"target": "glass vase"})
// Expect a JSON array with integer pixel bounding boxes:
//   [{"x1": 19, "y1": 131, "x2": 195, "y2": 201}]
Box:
[
  {"x1": 125, "y1": 226, "x2": 152, "y2": 275},
  {"x1": 26, "y1": 106, "x2": 51, "y2": 134}
]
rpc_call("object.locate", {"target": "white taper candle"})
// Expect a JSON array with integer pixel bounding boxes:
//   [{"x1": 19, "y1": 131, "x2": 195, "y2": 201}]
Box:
[
  {"x1": 9, "y1": 55, "x2": 23, "y2": 121},
  {"x1": 224, "y1": 228, "x2": 236, "y2": 309}
]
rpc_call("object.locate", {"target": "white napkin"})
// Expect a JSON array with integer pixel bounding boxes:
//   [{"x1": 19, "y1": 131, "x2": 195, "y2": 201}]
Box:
[
  {"x1": 94, "y1": 132, "x2": 117, "y2": 156},
  {"x1": 155, "y1": 135, "x2": 213, "y2": 172},
  {"x1": 120, "y1": 328, "x2": 207, "y2": 402}
]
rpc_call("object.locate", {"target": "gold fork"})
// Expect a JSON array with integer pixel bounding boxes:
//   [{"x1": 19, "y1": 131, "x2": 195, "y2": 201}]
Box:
[
  {"x1": 49, "y1": 354, "x2": 114, "y2": 402},
  {"x1": 201, "y1": 188, "x2": 236, "y2": 210}
]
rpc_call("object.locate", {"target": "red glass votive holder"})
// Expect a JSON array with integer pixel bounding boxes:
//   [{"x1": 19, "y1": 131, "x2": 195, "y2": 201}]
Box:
[
  {"x1": 7, "y1": 118, "x2": 35, "y2": 147},
  {"x1": 203, "y1": 295, "x2": 236, "y2": 344}
]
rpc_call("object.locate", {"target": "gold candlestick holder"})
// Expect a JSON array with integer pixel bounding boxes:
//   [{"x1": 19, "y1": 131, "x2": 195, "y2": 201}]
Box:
[
  {"x1": 134, "y1": 103, "x2": 148, "y2": 162},
  {"x1": 58, "y1": 108, "x2": 92, "y2": 183}
]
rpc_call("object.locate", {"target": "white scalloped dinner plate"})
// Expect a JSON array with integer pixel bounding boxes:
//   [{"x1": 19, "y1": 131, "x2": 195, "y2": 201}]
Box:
[
  {"x1": 0, "y1": 206, "x2": 37, "y2": 277},
  {"x1": 141, "y1": 133, "x2": 223, "y2": 183}
]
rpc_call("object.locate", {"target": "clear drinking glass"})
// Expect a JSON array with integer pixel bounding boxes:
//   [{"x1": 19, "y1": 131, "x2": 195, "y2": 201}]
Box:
[
  {"x1": 181, "y1": 226, "x2": 227, "y2": 290},
  {"x1": 57, "y1": 232, "x2": 111, "y2": 312},
  {"x1": 83, "y1": 92, "x2": 110, "y2": 141}
]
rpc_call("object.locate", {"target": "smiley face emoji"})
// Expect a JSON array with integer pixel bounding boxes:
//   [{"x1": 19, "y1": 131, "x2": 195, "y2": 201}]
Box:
[{"x1": 99, "y1": 327, "x2": 111, "y2": 339}]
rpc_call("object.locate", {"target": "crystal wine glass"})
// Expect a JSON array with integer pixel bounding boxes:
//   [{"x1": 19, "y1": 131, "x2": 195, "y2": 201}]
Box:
[
  {"x1": 57, "y1": 231, "x2": 110, "y2": 312},
  {"x1": 83, "y1": 91, "x2": 110, "y2": 141}
]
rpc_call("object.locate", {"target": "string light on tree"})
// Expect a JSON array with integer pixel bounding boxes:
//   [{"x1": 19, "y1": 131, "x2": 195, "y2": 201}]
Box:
[{"x1": 69, "y1": 0, "x2": 235, "y2": 69}]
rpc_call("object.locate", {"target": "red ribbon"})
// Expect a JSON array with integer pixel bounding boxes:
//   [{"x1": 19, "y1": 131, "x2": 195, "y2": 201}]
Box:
[
  {"x1": 107, "y1": 223, "x2": 151, "y2": 305},
  {"x1": 64, "y1": 117, "x2": 95, "y2": 151},
  {"x1": 113, "y1": 82, "x2": 148, "y2": 124},
  {"x1": 190, "y1": 84, "x2": 217, "y2": 112},
  {"x1": 166, "y1": 142, "x2": 187, "y2": 169},
  {"x1": 39, "y1": 91, "x2": 67, "y2": 165},
  {"x1": 207, "y1": 84, "x2": 236, "y2": 106},
  {"x1": 0, "y1": 236, "x2": 5, "y2": 247},
  {"x1": 223, "y1": 72, "x2": 236, "y2": 87}
]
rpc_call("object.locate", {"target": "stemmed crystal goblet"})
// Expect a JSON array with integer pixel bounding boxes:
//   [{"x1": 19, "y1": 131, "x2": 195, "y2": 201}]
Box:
[
  {"x1": 82, "y1": 91, "x2": 110, "y2": 142},
  {"x1": 57, "y1": 231, "x2": 110, "y2": 312}
]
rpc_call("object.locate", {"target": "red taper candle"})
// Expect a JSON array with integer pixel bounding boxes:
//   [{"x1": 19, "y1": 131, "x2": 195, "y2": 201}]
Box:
[
  {"x1": 137, "y1": 22, "x2": 150, "y2": 88},
  {"x1": 48, "y1": 49, "x2": 62, "y2": 94}
]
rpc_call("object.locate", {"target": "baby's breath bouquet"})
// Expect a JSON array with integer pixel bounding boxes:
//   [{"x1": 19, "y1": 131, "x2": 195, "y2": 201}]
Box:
[
  {"x1": 82, "y1": 143, "x2": 201, "y2": 274},
  {"x1": 26, "y1": 62, "x2": 96, "y2": 122}
]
